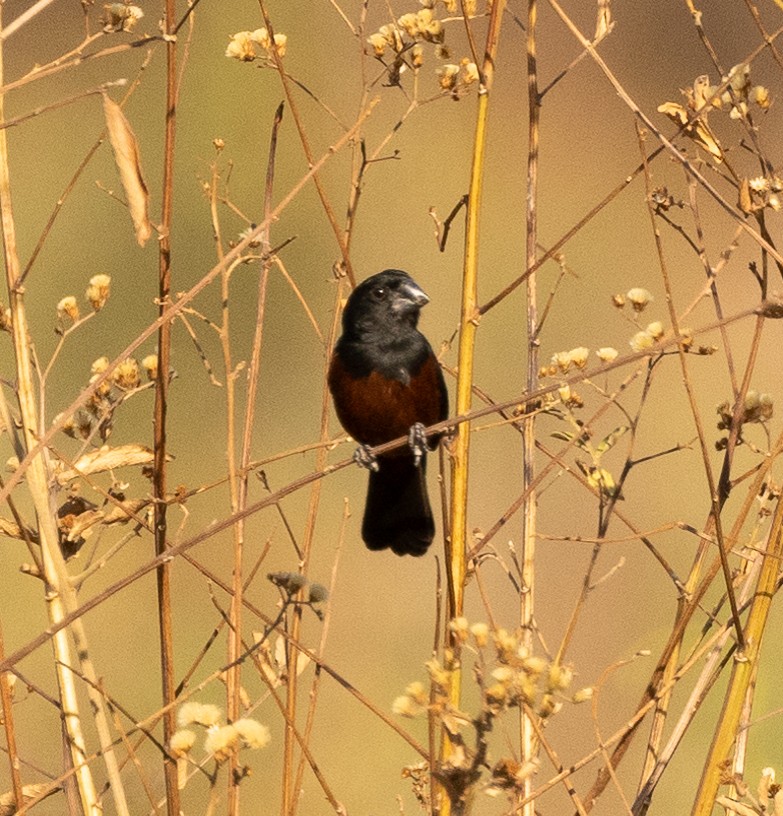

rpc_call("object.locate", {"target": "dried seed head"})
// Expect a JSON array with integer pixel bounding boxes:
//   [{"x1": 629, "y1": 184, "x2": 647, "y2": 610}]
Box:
[
  {"x1": 205, "y1": 724, "x2": 239, "y2": 762},
  {"x1": 57, "y1": 296, "x2": 79, "y2": 322},
  {"x1": 233, "y1": 718, "x2": 271, "y2": 749},
  {"x1": 142, "y1": 354, "x2": 159, "y2": 381},
  {"x1": 596, "y1": 347, "x2": 619, "y2": 363},
  {"x1": 470, "y1": 621, "x2": 489, "y2": 647},
  {"x1": 226, "y1": 31, "x2": 256, "y2": 61},
  {"x1": 86, "y1": 274, "x2": 111, "y2": 311},
  {"x1": 626, "y1": 287, "x2": 653, "y2": 311},
  {"x1": 112, "y1": 358, "x2": 140, "y2": 390},
  {"x1": 169, "y1": 730, "x2": 196, "y2": 758},
  {"x1": 630, "y1": 330, "x2": 656, "y2": 353},
  {"x1": 177, "y1": 702, "x2": 222, "y2": 728}
]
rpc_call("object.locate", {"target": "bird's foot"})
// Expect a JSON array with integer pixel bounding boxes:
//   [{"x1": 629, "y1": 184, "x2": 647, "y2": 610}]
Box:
[
  {"x1": 353, "y1": 444, "x2": 379, "y2": 472},
  {"x1": 408, "y1": 422, "x2": 428, "y2": 468}
]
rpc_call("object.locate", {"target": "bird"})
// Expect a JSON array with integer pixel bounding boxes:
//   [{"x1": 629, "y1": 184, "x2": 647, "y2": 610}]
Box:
[{"x1": 328, "y1": 269, "x2": 449, "y2": 556}]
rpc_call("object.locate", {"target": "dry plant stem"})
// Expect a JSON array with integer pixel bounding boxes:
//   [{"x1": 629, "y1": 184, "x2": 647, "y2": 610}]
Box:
[
  {"x1": 0, "y1": 13, "x2": 105, "y2": 815},
  {"x1": 228, "y1": 101, "x2": 283, "y2": 812},
  {"x1": 637, "y1": 124, "x2": 743, "y2": 642},
  {"x1": 0, "y1": 619, "x2": 22, "y2": 810},
  {"x1": 153, "y1": 1, "x2": 179, "y2": 813},
  {"x1": 289, "y1": 343, "x2": 347, "y2": 804},
  {"x1": 283, "y1": 282, "x2": 346, "y2": 816},
  {"x1": 257, "y1": 0, "x2": 356, "y2": 286},
  {"x1": 519, "y1": 1, "x2": 540, "y2": 814},
  {"x1": 440, "y1": 2, "x2": 505, "y2": 812},
  {"x1": 634, "y1": 545, "x2": 765, "y2": 812},
  {"x1": 691, "y1": 492, "x2": 783, "y2": 815},
  {"x1": 209, "y1": 156, "x2": 244, "y2": 815}
]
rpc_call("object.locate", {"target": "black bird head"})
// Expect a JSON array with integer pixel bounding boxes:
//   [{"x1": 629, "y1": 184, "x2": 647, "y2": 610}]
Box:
[{"x1": 342, "y1": 269, "x2": 430, "y2": 341}]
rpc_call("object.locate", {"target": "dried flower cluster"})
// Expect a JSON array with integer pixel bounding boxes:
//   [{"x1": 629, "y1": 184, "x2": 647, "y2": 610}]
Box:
[
  {"x1": 101, "y1": 3, "x2": 144, "y2": 33},
  {"x1": 267, "y1": 571, "x2": 329, "y2": 617},
  {"x1": 172, "y1": 702, "x2": 270, "y2": 781},
  {"x1": 394, "y1": 619, "x2": 590, "y2": 803},
  {"x1": 366, "y1": 3, "x2": 487, "y2": 96},
  {"x1": 716, "y1": 390, "x2": 774, "y2": 450},
  {"x1": 225, "y1": 28, "x2": 287, "y2": 62},
  {"x1": 60, "y1": 352, "x2": 156, "y2": 443}
]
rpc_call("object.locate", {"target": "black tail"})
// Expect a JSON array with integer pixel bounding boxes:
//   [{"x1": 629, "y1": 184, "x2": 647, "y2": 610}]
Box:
[{"x1": 362, "y1": 456, "x2": 435, "y2": 557}]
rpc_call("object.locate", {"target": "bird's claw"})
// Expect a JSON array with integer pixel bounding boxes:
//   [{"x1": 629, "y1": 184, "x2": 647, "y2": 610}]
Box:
[
  {"x1": 408, "y1": 422, "x2": 428, "y2": 468},
  {"x1": 353, "y1": 444, "x2": 379, "y2": 472}
]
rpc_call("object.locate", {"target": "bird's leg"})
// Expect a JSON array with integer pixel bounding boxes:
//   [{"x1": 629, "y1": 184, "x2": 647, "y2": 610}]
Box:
[
  {"x1": 353, "y1": 444, "x2": 379, "y2": 472},
  {"x1": 408, "y1": 422, "x2": 428, "y2": 468}
]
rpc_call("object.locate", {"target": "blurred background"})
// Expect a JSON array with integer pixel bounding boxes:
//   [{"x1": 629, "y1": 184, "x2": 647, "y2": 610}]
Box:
[{"x1": 1, "y1": 0, "x2": 783, "y2": 813}]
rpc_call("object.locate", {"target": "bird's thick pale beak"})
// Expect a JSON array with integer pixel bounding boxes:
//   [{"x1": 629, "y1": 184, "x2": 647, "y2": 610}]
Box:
[{"x1": 396, "y1": 281, "x2": 430, "y2": 309}]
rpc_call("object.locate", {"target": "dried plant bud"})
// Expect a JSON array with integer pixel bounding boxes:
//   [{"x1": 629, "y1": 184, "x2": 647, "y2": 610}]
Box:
[
  {"x1": 272, "y1": 33, "x2": 287, "y2": 56},
  {"x1": 57, "y1": 296, "x2": 79, "y2": 322},
  {"x1": 267, "y1": 571, "x2": 307, "y2": 594},
  {"x1": 102, "y1": 3, "x2": 144, "y2": 33},
  {"x1": 367, "y1": 32, "x2": 387, "y2": 57},
  {"x1": 596, "y1": 347, "x2": 618, "y2": 363},
  {"x1": 177, "y1": 701, "x2": 222, "y2": 728},
  {"x1": 226, "y1": 31, "x2": 256, "y2": 61},
  {"x1": 142, "y1": 354, "x2": 159, "y2": 381},
  {"x1": 233, "y1": 718, "x2": 271, "y2": 749},
  {"x1": 630, "y1": 330, "x2": 656, "y2": 353},
  {"x1": 568, "y1": 346, "x2": 590, "y2": 368},
  {"x1": 411, "y1": 44, "x2": 424, "y2": 68},
  {"x1": 169, "y1": 729, "x2": 196, "y2": 758},
  {"x1": 425, "y1": 657, "x2": 452, "y2": 689},
  {"x1": 470, "y1": 621, "x2": 489, "y2": 647},
  {"x1": 86, "y1": 274, "x2": 111, "y2": 311},
  {"x1": 437, "y1": 64, "x2": 460, "y2": 91},
  {"x1": 205, "y1": 724, "x2": 239, "y2": 762},
  {"x1": 752, "y1": 85, "x2": 772, "y2": 110},
  {"x1": 461, "y1": 60, "x2": 479, "y2": 84},
  {"x1": 392, "y1": 688, "x2": 426, "y2": 717},
  {"x1": 626, "y1": 287, "x2": 653, "y2": 311},
  {"x1": 307, "y1": 582, "x2": 329, "y2": 604},
  {"x1": 645, "y1": 321, "x2": 664, "y2": 340},
  {"x1": 611, "y1": 293, "x2": 626, "y2": 308},
  {"x1": 112, "y1": 358, "x2": 140, "y2": 390},
  {"x1": 448, "y1": 616, "x2": 470, "y2": 643},
  {"x1": 572, "y1": 686, "x2": 594, "y2": 703}
]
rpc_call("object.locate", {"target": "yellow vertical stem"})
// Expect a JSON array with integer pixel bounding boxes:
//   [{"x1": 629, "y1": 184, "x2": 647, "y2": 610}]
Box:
[
  {"x1": 691, "y1": 494, "x2": 783, "y2": 816},
  {"x1": 443, "y1": 3, "x2": 506, "y2": 813}
]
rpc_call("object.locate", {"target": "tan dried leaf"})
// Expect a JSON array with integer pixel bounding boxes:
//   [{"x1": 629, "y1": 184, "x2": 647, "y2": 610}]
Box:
[
  {"x1": 1, "y1": 784, "x2": 58, "y2": 815},
  {"x1": 658, "y1": 101, "x2": 723, "y2": 163},
  {"x1": 102, "y1": 93, "x2": 152, "y2": 247},
  {"x1": 715, "y1": 796, "x2": 762, "y2": 816},
  {"x1": 738, "y1": 178, "x2": 754, "y2": 215},
  {"x1": 103, "y1": 498, "x2": 151, "y2": 524},
  {"x1": 66, "y1": 509, "x2": 105, "y2": 541},
  {"x1": 0, "y1": 516, "x2": 37, "y2": 542},
  {"x1": 55, "y1": 444, "x2": 159, "y2": 484}
]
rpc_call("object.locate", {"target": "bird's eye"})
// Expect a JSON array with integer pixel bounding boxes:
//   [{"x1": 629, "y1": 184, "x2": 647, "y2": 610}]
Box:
[{"x1": 372, "y1": 287, "x2": 386, "y2": 300}]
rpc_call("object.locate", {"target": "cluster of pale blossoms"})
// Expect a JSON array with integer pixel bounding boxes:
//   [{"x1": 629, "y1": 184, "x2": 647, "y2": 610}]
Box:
[
  {"x1": 102, "y1": 3, "x2": 144, "y2": 33},
  {"x1": 55, "y1": 273, "x2": 112, "y2": 326},
  {"x1": 58, "y1": 353, "x2": 157, "y2": 441},
  {"x1": 367, "y1": 4, "x2": 483, "y2": 95},
  {"x1": 393, "y1": 618, "x2": 591, "y2": 723},
  {"x1": 171, "y1": 702, "x2": 270, "y2": 787},
  {"x1": 716, "y1": 390, "x2": 774, "y2": 450},
  {"x1": 658, "y1": 64, "x2": 781, "y2": 214},
  {"x1": 225, "y1": 28, "x2": 287, "y2": 62}
]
